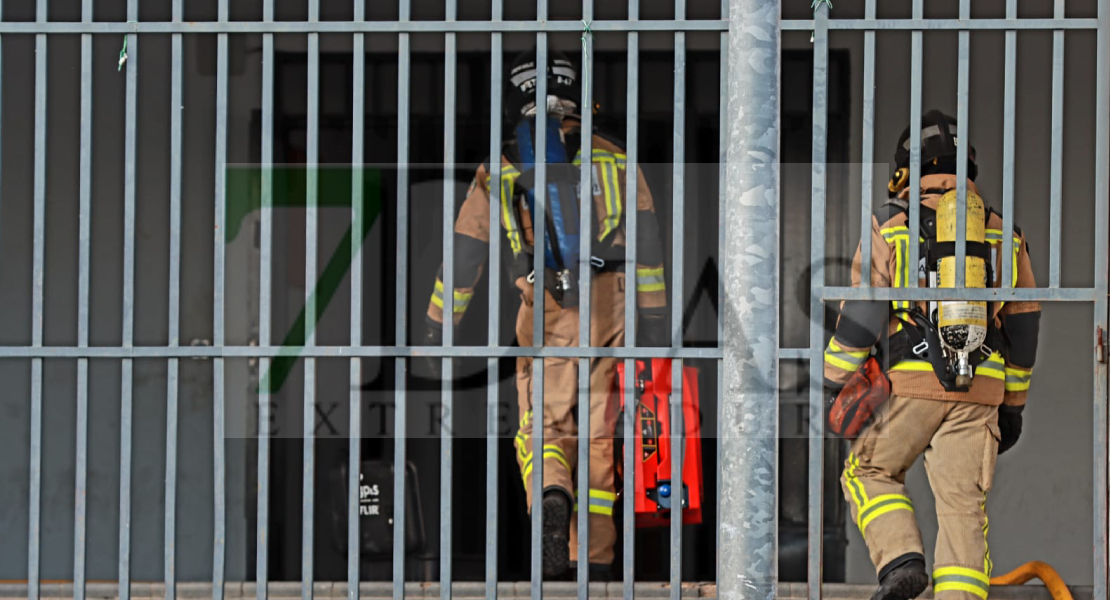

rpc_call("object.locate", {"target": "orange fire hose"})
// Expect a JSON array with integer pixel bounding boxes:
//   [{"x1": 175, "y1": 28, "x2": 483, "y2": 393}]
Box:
[{"x1": 990, "y1": 561, "x2": 1074, "y2": 600}]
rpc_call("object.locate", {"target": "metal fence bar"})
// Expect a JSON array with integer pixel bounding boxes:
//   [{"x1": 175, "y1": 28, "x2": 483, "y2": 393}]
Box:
[
  {"x1": 1091, "y1": 3, "x2": 1110, "y2": 599},
  {"x1": 715, "y1": 0, "x2": 727, "y2": 585},
  {"x1": 807, "y1": 4, "x2": 829, "y2": 599},
  {"x1": 28, "y1": 1, "x2": 46, "y2": 595},
  {"x1": 392, "y1": 0, "x2": 411, "y2": 594},
  {"x1": 166, "y1": 0, "x2": 184, "y2": 593},
  {"x1": 75, "y1": 0, "x2": 93, "y2": 594},
  {"x1": 622, "y1": 7, "x2": 640, "y2": 595},
  {"x1": 670, "y1": 6, "x2": 687, "y2": 596},
  {"x1": 0, "y1": 346, "x2": 729, "y2": 359},
  {"x1": 348, "y1": 0, "x2": 366, "y2": 596},
  {"x1": 303, "y1": 1, "x2": 321, "y2": 595},
  {"x1": 1000, "y1": 0, "x2": 1016, "y2": 291},
  {"x1": 531, "y1": 33, "x2": 548, "y2": 600},
  {"x1": 485, "y1": 3, "x2": 503, "y2": 595},
  {"x1": 858, "y1": 0, "x2": 875, "y2": 288},
  {"x1": 257, "y1": 0, "x2": 275, "y2": 594},
  {"x1": 781, "y1": 19, "x2": 1097, "y2": 31},
  {"x1": 0, "y1": 18, "x2": 1096, "y2": 34},
  {"x1": 0, "y1": 20, "x2": 732, "y2": 33},
  {"x1": 1048, "y1": 0, "x2": 1065, "y2": 289},
  {"x1": 821, "y1": 287, "x2": 1093, "y2": 302},
  {"x1": 441, "y1": 0, "x2": 458, "y2": 594},
  {"x1": 718, "y1": 1, "x2": 779, "y2": 599},
  {"x1": 576, "y1": 0, "x2": 594, "y2": 590},
  {"x1": 212, "y1": 0, "x2": 229, "y2": 594},
  {"x1": 906, "y1": 0, "x2": 923, "y2": 290},
  {"x1": 953, "y1": 0, "x2": 970, "y2": 288},
  {"x1": 119, "y1": 0, "x2": 139, "y2": 594}
]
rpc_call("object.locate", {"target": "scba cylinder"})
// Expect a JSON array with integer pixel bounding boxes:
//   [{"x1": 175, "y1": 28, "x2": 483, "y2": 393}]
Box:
[{"x1": 936, "y1": 189, "x2": 988, "y2": 354}]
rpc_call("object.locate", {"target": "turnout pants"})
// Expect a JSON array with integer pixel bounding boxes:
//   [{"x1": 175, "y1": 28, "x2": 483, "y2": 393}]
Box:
[
  {"x1": 513, "y1": 271, "x2": 625, "y2": 566},
  {"x1": 841, "y1": 395, "x2": 1001, "y2": 600}
]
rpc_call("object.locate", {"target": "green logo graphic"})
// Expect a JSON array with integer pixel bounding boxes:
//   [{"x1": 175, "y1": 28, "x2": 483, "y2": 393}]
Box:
[{"x1": 226, "y1": 166, "x2": 383, "y2": 393}]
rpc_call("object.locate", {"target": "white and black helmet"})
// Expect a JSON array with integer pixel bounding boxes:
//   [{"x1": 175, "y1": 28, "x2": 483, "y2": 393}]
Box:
[{"x1": 506, "y1": 48, "x2": 580, "y2": 120}]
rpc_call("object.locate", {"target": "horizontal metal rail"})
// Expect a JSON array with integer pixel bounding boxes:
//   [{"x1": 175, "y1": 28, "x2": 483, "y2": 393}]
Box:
[
  {"x1": 0, "y1": 17, "x2": 1098, "y2": 34},
  {"x1": 0, "y1": 346, "x2": 727, "y2": 359}
]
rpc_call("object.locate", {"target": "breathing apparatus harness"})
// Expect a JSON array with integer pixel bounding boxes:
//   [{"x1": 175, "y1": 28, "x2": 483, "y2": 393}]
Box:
[
  {"x1": 878, "y1": 197, "x2": 1007, "y2": 392},
  {"x1": 501, "y1": 115, "x2": 626, "y2": 308}
]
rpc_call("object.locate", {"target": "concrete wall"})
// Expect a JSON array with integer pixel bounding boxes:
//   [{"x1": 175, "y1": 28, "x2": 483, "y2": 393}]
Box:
[{"x1": 0, "y1": 0, "x2": 1104, "y2": 587}]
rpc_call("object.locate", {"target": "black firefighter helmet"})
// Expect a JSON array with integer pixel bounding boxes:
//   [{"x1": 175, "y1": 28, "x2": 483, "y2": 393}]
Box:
[
  {"x1": 889, "y1": 109, "x2": 978, "y2": 196},
  {"x1": 505, "y1": 47, "x2": 580, "y2": 122}
]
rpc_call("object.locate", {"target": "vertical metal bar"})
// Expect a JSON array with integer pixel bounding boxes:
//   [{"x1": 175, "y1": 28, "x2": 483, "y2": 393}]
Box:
[
  {"x1": 1000, "y1": 0, "x2": 1017, "y2": 290},
  {"x1": 441, "y1": 0, "x2": 457, "y2": 595},
  {"x1": 75, "y1": 0, "x2": 93, "y2": 595},
  {"x1": 530, "y1": 32, "x2": 548, "y2": 600},
  {"x1": 669, "y1": 5, "x2": 686, "y2": 596},
  {"x1": 906, "y1": 0, "x2": 923, "y2": 290},
  {"x1": 119, "y1": 1, "x2": 139, "y2": 596},
  {"x1": 166, "y1": 0, "x2": 183, "y2": 595},
  {"x1": 715, "y1": 0, "x2": 728, "y2": 583},
  {"x1": 393, "y1": 0, "x2": 411, "y2": 595},
  {"x1": 1091, "y1": 2, "x2": 1109, "y2": 598},
  {"x1": 953, "y1": 0, "x2": 970, "y2": 287},
  {"x1": 576, "y1": 0, "x2": 594, "y2": 591},
  {"x1": 622, "y1": 9, "x2": 640, "y2": 596},
  {"x1": 258, "y1": 0, "x2": 275, "y2": 595},
  {"x1": 1048, "y1": 0, "x2": 1065, "y2": 288},
  {"x1": 719, "y1": 2, "x2": 779, "y2": 600},
  {"x1": 807, "y1": 4, "x2": 829, "y2": 599},
  {"x1": 213, "y1": 0, "x2": 229, "y2": 597},
  {"x1": 859, "y1": 0, "x2": 876, "y2": 288},
  {"x1": 348, "y1": 1, "x2": 365, "y2": 598},
  {"x1": 28, "y1": 5, "x2": 46, "y2": 596},
  {"x1": 303, "y1": 0, "x2": 320, "y2": 596},
  {"x1": 486, "y1": 1, "x2": 503, "y2": 596}
]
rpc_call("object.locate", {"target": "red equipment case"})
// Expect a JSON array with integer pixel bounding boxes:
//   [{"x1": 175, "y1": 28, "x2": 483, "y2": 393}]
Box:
[{"x1": 614, "y1": 359, "x2": 703, "y2": 528}]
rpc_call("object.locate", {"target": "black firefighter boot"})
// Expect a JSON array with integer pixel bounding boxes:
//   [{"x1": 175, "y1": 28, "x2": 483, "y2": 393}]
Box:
[
  {"x1": 541, "y1": 489, "x2": 572, "y2": 578},
  {"x1": 871, "y1": 553, "x2": 929, "y2": 600}
]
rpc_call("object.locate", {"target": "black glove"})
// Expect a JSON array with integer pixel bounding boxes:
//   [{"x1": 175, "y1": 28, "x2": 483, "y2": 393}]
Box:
[
  {"x1": 418, "y1": 321, "x2": 443, "y2": 382},
  {"x1": 638, "y1": 315, "x2": 669, "y2": 348},
  {"x1": 997, "y1": 404, "x2": 1024, "y2": 455}
]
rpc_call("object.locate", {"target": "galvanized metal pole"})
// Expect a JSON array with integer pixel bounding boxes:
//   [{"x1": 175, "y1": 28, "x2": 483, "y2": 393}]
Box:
[{"x1": 718, "y1": 0, "x2": 779, "y2": 599}]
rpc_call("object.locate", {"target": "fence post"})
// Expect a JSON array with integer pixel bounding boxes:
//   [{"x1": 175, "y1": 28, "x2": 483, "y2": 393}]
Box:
[{"x1": 718, "y1": 1, "x2": 780, "y2": 599}]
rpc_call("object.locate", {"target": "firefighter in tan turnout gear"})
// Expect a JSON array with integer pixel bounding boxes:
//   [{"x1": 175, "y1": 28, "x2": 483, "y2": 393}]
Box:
[
  {"x1": 421, "y1": 48, "x2": 668, "y2": 580},
  {"x1": 823, "y1": 111, "x2": 1041, "y2": 600}
]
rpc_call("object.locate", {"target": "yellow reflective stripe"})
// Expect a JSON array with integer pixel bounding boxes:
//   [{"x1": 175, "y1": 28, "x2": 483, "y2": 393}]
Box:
[
  {"x1": 933, "y1": 566, "x2": 990, "y2": 599},
  {"x1": 885, "y1": 232, "x2": 912, "y2": 310},
  {"x1": 515, "y1": 432, "x2": 529, "y2": 461},
  {"x1": 431, "y1": 280, "x2": 474, "y2": 313},
  {"x1": 828, "y1": 339, "x2": 869, "y2": 358},
  {"x1": 826, "y1": 339, "x2": 869, "y2": 371},
  {"x1": 636, "y1": 266, "x2": 666, "y2": 292},
  {"x1": 542, "y1": 444, "x2": 571, "y2": 472},
  {"x1": 934, "y1": 566, "x2": 990, "y2": 586},
  {"x1": 1004, "y1": 366, "x2": 1032, "y2": 392},
  {"x1": 589, "y1": 489, "x2": 617, "y2": 501},
  {"x1": 981, "y1": 496, "x2": 992, "y2": 576},
  {"x1": 494, "y1": 170, "x2": 523, "y2": 255},
  {"x1": 858, "y1": 494, "x2": 913, "y2": 533},
  {"x1": 975, "y1": 353, "x2": 1006, "y2": 380},
  {"x1": 890, "y1": 359, "x2": 934, "y2": 372},
  {"x1": 825, "y1": 353, "x2": 863, "y2": 373},
  {"x1": 843, "y1": 453, "x2": 868, "y2": 514},
  {"x1": 933, "y1": 581, "x2": 989, "y2": 600},
  {"x1": 587, "y1": 489, "x2": 617, "y2": 515}
]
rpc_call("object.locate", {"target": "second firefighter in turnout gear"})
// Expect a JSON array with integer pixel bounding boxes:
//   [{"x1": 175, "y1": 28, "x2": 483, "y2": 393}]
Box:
[
  {"x1": 823, "y1": 111, "x2": 1041, "y2": 600},
  {"x1": 422, "y1": 48, "x2": 668, "y2": 579}
]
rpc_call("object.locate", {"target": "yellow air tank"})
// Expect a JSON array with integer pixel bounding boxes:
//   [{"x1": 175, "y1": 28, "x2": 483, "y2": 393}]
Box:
[{"x1": 936, "y1": 189, "x2": 989, "y2": 387}]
